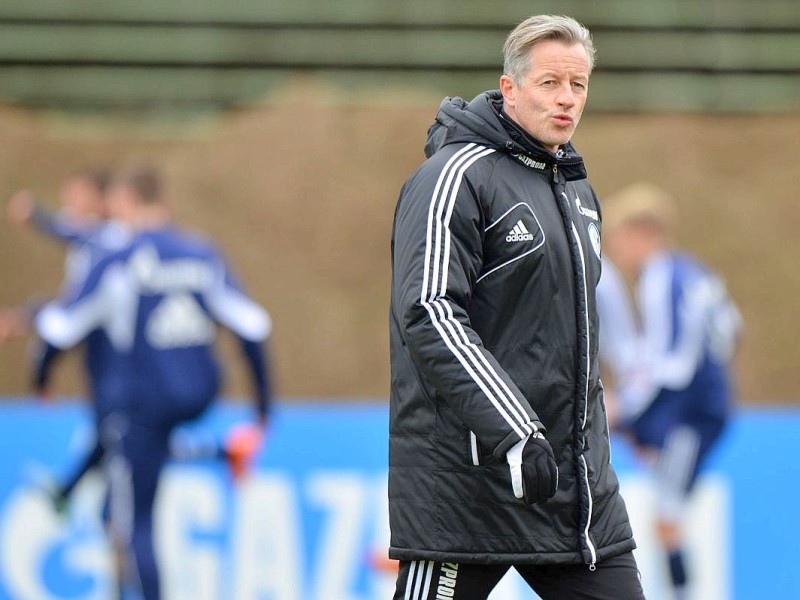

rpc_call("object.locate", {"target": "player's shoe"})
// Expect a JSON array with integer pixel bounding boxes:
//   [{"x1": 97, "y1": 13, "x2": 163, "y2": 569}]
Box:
[
  {"x1": 25, "y1": 463, "x2": 69, "y2": 516},
  {"x1": 368, "y1": 548, "x2": 399, "y2": 573},
  {"x1": 222, "y1": 423, "x2": 263, "y2": 481}
]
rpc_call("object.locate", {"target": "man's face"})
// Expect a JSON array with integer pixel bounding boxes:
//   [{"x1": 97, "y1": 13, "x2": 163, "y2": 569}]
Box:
[
  {"x1": 106, "y1": 184, "x2": 139, "y2": 223},
  {"x1": 605, "y1": 221, "x2": 664, "y2": 276},
  {"x1": 500, "y1": 40, "x2": 590, "y2": 153},
  {"x1": 59, "y1": 177, "x2": 104, "y2": 220}
]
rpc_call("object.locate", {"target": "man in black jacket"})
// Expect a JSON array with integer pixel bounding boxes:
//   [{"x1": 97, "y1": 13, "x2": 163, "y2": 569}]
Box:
[{"x1": 389, "y1": 15, "x2": 645, "y2": 599}]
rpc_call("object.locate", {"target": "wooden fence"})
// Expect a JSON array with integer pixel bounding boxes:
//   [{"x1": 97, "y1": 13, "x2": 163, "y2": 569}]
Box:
[{"x1": 0, "y1": 0, "x2": 797, "y2": 112}]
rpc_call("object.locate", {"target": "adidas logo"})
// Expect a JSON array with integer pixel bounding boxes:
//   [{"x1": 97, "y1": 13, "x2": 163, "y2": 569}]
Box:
[{"x1": 506, "y1": 220, "x2": 534, "y2": 242}]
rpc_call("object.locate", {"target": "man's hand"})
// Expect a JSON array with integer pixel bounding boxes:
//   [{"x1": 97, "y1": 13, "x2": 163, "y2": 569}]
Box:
[
  {"x1": 602, "y1": 386, "x2": 621, "y2": 430},
  {"x1": 0, "y1": 307, "x2": 28, "y2": 344},
  {"x1": 506, "y1": 432, "x2": 558, "y2": 504},
  {"x1": 7, "y1": 191, "x2": 36, "y2": 226}
]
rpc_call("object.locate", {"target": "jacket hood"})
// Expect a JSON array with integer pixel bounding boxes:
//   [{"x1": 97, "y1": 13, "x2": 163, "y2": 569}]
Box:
[{"x1": 424, "y1": 90, "x2": 585, "y2": 173}]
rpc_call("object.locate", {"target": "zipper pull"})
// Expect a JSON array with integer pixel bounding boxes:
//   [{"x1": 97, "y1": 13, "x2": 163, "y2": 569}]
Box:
[{"x1": 589, "y1": 562, "x2": 597, "y2": 572}]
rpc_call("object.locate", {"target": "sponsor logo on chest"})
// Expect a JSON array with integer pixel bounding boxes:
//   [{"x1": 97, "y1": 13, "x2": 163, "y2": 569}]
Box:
[
  {"x1": 511, "y1": 153, "x2": 547, "y2": 171},
  {"x1": 575, "y1": 196, "x2": 598, "y2": 220}
]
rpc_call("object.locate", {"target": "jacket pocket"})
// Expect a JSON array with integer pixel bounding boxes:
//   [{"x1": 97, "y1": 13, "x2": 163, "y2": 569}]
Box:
[
  {"x1": 468, "y1": 431, "x2": 481, "y2": 466},
  {"x1": 477, "y1": 202, "x2": 545, "y2": 284},
  {"x1": 467, "y1": 431, "x2": 502, "y2": 466}
]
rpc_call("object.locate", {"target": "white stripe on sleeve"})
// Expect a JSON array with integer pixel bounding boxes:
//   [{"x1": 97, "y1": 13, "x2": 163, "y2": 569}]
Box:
[
  {"x1": 36, "y1": 270, "x2": 118, "y2": 349},
  {"x1": 419, "y1": 144, "x2": 535, "y2": 439},
  {"x1": 205, "y1": 269, "x2": 271, "y2": 342}
]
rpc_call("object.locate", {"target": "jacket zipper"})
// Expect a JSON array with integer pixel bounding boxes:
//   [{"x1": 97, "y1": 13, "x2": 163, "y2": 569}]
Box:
[{"x1": 566, "y1": 197, "x2": 598, "y2": 570}]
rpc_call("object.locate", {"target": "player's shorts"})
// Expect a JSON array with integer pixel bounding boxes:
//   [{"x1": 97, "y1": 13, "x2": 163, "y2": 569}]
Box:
[{"x1": 628, "y1": 367, "x2": 729, "y2": 520}]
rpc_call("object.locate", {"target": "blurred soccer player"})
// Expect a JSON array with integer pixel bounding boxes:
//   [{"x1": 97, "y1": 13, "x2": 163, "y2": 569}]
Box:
[
  {"x1": 8, "y1": 167, "x2": 126, "y2": 289},
  {"x1": 33, "y1": 165, "x2": 273, "y2": 600},
  {"x1": 7, "y1": 168, "x2": 131, "y2": 511},
  {"x1": 596, "y1": 182, "x2": 741, "y2": 600}
]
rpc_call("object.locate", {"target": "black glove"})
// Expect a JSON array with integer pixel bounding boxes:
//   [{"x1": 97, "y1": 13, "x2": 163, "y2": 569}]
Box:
[{"x1": 506, "y1": 432, "x2": 558, "y2": 504}]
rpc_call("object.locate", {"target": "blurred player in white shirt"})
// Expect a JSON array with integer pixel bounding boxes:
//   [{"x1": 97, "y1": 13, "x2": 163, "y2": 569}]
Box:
[
  {"x1": 596, "y1": 182, "x2": 742, "y2": 600},
  {"x1": 6, "y1": 169, "x2": 131, "y2": 509}
]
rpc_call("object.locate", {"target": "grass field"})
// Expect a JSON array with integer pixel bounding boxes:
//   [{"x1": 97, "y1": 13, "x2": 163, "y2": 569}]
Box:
[{"x1": 0, "y1": 78, "x2": 798, "y2": 403}]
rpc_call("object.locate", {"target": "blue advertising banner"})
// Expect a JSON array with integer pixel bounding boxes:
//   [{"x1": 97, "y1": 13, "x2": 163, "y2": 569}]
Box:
[{"x1": 0, "y1": 400, "x2": 796, "y2": 600}]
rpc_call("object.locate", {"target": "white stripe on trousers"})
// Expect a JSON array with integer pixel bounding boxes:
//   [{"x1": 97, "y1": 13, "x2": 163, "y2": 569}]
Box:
[
  {"x1": 404, "y1": 560, "x2": 434, "y2": 600},
  {"x1": 107, "y1": 453, "x2": 134, "y2": 544},
  {"x1": 656, "y1": 426, "x2": 701, "y2": 520},
  {"x1": 419, "y1": 143, "x2": 534, "y2": 438}
]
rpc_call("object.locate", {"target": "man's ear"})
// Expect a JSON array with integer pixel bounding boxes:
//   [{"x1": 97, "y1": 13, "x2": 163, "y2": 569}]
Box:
[{"x1": 499, "y1": 75, "x2": 516, "y2": 110}]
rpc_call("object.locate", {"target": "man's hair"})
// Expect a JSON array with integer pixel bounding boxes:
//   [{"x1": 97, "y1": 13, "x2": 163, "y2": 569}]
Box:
[
  {"x1": 72, "y1": 167, "x2": 112, "y2": 194},
  {"x1": 116, "y1": 164, "x2": 162, "y2": 204},
  {"x1": 503, "y1": 14, "x2": 596, "y2": 83},
  {"x1": 602, "y1": 182, "x2": 678, "y2": 236}
]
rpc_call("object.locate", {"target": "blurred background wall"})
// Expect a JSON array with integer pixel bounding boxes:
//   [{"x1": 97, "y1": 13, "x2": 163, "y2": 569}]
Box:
[
  {"x1": 0, "y1": 3, "x2": 798, "y2": 600},
  {"x1": 0, "y1": 0, "x2": 798, "y2": 403}
]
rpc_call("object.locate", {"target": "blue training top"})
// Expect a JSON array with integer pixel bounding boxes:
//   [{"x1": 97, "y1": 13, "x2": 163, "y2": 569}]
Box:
[
  {"x1": 36, "y1": 225, "x2": 271, "y2": 426},
  {"x1": 597, "y1": 251, "x2": 741, "y2": 430},
  {"x1": 30, "y1": 212, "x2": 131, "y2": 407}
]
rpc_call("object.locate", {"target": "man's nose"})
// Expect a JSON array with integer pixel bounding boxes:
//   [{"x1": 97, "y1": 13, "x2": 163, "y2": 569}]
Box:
[{"x1": 556, "y1": 83, "x2": 576, "y2": 108}]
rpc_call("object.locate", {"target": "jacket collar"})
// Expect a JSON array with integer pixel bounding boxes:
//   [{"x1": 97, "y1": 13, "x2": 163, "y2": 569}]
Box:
[
  {"x1": 495, "y1": 103, "x2": 587, "y2": 182},
  {"x1": 425, "y1": 90, "x2": 588, "y2": 181}
]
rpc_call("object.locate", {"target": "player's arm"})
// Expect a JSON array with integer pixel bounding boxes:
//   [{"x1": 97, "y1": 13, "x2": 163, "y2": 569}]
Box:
[
  {"x1": 8, "y1": 190, "x2": 95, "y2": 245},
  {"x1": 607, "y1": 259, "x2": 677, "y2": 422},
  {"x1": 391, "y1": 161, "x2": 544, "y2": 459},
  {"x1": 204, "y1": 261, "x2": 273, "y2": 424},
  {"x1": 638, "y1": 260, "x2": 707, "y2": 394},
  {"x1": 238, "y1": 338, "x2": 273, "y2": 426},
  {"x1": 30, "y1": 339, "x2": 63, "y2": 399},
  {"x1": 31, "y1": 204, "x2": 96, "y2": 245},
  {"x1": 596, "y1": 258, "x2": 646, "y2": 427},
  {"x1": 703, "y1": 273, "x2": 744, "y2": 363},
  {"x1": 34, "y1": 259, "x2": 117, "y2": 350}
]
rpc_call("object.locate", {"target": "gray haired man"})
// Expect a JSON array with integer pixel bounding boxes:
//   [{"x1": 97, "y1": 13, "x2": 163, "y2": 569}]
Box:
[{"x1": 388, "y1": 14, "x2": 645, "y2": 599}]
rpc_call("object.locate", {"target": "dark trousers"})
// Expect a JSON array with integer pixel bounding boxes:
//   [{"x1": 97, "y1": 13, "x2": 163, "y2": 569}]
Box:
[
  {"x1": 394, "y1": 552, "x2": 646, "y2": 600},
  {"x1": 59, "y1": 438, "x2": 105, "y2": 499},
  {"x1": 103, "y1": 414, "x2": 172, "y2": 600}
]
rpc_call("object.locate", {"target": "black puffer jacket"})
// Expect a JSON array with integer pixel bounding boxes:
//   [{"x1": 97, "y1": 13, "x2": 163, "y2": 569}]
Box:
[{"x1": 389, "y1": 91, "x2": 635, "y2": 566}]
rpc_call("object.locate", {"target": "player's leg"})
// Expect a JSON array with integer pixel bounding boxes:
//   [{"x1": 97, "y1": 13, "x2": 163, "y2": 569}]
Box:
[
  {"x1": 627, "y1": 392, "x2": 684, "y2": 598},
  {"x1": 655, "y1": 417, "x2": 725, "y2": 600},
  {"x1": 653, "y1": 424, "x2": 703, "y2": 599},
  {"x1": 393, "y1": 560, "x2": 509, "y2": 600},
  {"x1": 128, "y1": 421, "x2": 171, "y2": 600},
  {"x1": 26, "y1": 439, "x2": 104, "y2": 516},
  {"x1": 169, "y1": 421, "x2": 263, "y2": 481},
  {"x1": 56, "y1": 437, "x2": 105, "y2": 504},
  {"x1": 516, "y1": 551, "x2": 645, "y2": 599},
  {"x1": 104, "y1": 415, "x2": 170, "y2": 600},
  {"x1": 102, "y1": 415, "x2": 139, "y2": 600}
]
